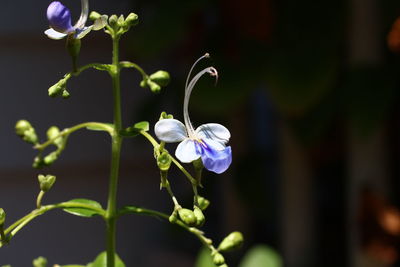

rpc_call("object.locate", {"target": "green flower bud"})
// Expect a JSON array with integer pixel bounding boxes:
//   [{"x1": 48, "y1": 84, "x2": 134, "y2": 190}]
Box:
[
  {"x1": 109, "y1": 15, "x2": 118, "y2": 28},
  {"x1": 48, "y1": 78, "x2": 67, "y2": 97},
  {"x1": 32, "y1": 256, "x2": 47, "y2": 267},
  {"x1": 46, "y1": 126, "x2": 60, "y2": 140},
  {"x1": 149, "y1": 71, "x2": 170, "y2": 87},
  {"x1": 193, "y1": 206, "x2": 205, "y2": 227},
  {"x1": 33, "y1": 156, "x2": 44, "y2": 169},
  {"x1": 147, "y1": 80, "x2": 161, "y2": 93},
  {"x1": 159, "y1": 112, "x2": 174, "y2": 120},
  {"x1": 44, "y1": 152, "x2": 58, "y2": 165},
  {"x1": 212, "y1": 252, "x2": 225, "y2": 265},
  {"x1": 62, "y1": 90, "x2": 70, "y2": 99},
  {"x1": 117, "y1": 15, "x2": 125, "y2": 27},
  {"x1": 218, "y1": 231, "x2": 244, "y2": 252},
  {"x1": 38, "y1": 174, "x2": 56, "y2": 192},
  {"x1": 140, "y1": 79, "x2": 147, "y2": 88},
  {"x1": 15, "y1": 120, "x2": 32, "y2": 136},
  {"x1": 169, "y1": 213, "x2": 178, "y2": 223},
  {"x1": 89, "y1": 11, "x2": 102, "y2": 21},
  {"x1": 125, "y1": 13, "x2": 139, "y2": 27},
  {"x1": 197, "y1": 196, "x2": 210, "y2": 211},
  {"x1": 157, "y1": 152, "x2": 171, "y2": 171},
  {"x1": 0, "y1": 208, "x2": 6, "y2": 225},
  {"x1": 178, "y1": 208, "x2": 197, "y2": 226}
]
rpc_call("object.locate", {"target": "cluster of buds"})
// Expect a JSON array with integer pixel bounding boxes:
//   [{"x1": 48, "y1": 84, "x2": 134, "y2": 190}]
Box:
[{"x1": 140, "y1": 70, "x2": 170, "y2": 93}]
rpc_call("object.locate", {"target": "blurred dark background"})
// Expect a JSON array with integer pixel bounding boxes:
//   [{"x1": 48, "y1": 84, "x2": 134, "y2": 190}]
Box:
[{"x1": 2, "y1": 0, "x2": 400, "y2": 266}]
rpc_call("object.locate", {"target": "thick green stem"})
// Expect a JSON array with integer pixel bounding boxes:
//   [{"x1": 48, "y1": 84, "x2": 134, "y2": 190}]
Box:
[{"x1": 106, "y1": 34, "x2": 122, "y2": 267}]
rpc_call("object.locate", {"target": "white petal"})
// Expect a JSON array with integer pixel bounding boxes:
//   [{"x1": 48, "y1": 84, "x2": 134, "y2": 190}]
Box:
[
  {"x1": 93, "y1": 15, "x2": 108, "y2": 31},
  {"x1": 196, "y1": 123, "x2": 230, "y2": 145},
  {"x1": 175, "y1": 139, "x2": 201, "y2": 163},
  {"x1": 44, "y1": 28, "x2": 67, "y2": 40},
  {"x1": 75, "y1": 25, "x2": 93, "y2": 39},
  {"x1": 154, "y1": 119, "x2": 187, "y2": 143}
]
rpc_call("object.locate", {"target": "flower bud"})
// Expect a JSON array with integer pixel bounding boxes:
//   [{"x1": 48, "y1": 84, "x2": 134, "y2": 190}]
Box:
[
  {"x1": 212, "y1": 252, "x2": 225, "y2": 265},
  {"x1": 33, "y1": 156, "x2": 45, "y2": 169},
  {"x1": 109, "y1": 15, "x2": 118, "y2": 28},
  {"x1": 149, "y1": 71, "x2": 170, "y2": 87},
  {"x1": 147, "y1": 80, "x2": 161, "y2": 93},
  {"x1": 44, "y1": 151, "x2": 58, "y2": 165},
  {"x1": 62, "y1": 90, "x2": 70, "y2": 99},
  {"x1": 159, "y1": 112, "x2": 173, "y2": 120},
  {"x1": 178, "y1": 208, "x2": 197, "y2": 226},
  {"x1": 0, "y1": 208, "x2": 5, "y2": 225},
  {"x1": 117, "y1": 15, "x2": 124, "y2": 26},
  {"x1": 15, "y1": 120, "x2": 32, "y2": 136},
  {"x1": 125, "y1": 13, "x2": 139, "y2": 27},
  {"x1": 193, "y1": 206, "x2": 205, "y2": 227},
  {"x1": 169, "y1": 213, "x2": 178, "y2": 223},
  {"x1": 48, "y1": 78, "x2": 67, "y2": 97},
  {"x1": 218, "y1": 231, "x2": 244, "y2": 252},
  {"x1": 197, "y1": 196, "x2": 210, "y2": 211},
  {"x1": 157, "y1": 152, "x2": 171, "y2": 171},
  {"x1": 89, "y1": 11, "x2": 102, "y2": 21},
  {"x1": 32, "y1": 256, "x2": 47, "y2": 267},
  {"x1": 46, "y1": 126, "x2": 60, "y2": 140},
  {"x1": 38, "y1": 174, "x2": 56, "y2": 192}
]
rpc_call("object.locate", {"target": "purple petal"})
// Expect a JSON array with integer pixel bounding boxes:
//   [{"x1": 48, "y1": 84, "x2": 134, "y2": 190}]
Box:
[
  {"x1": 200, "y1": 141, "x2": 232, "y2": 174},
  {"x1": 47, "y1": 1, "x2": 73, "y2": 33}
]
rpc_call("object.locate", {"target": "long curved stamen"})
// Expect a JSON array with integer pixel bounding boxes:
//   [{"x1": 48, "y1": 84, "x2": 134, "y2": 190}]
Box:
[
  {"x1": 73, "y1": 0, "x2": 89, "y2": 29},
  {"x1": 183, "y1": 66, "x2": 218, "y2": 139},
  {"x1": 185, "y1": 53, "x2": 210, "y2": 90}
]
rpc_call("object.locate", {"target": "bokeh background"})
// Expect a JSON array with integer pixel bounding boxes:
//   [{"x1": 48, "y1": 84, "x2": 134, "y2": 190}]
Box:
[{"x1": 1, "y1": 0, "x2": 400, "y2": 266}]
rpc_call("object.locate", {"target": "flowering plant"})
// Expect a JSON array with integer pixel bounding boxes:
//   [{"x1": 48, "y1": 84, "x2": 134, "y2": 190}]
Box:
[{"x1": 0, "y1": 1, "x2": 241, "y2": 266}]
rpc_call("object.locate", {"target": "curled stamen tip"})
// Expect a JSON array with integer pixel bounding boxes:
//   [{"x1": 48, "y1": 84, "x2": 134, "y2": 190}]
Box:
[
  {"x1": 208, "y1": 67, "x2": 219, "y2": 85},
  {"x1": 204, "y1": 53, "x2": 210, "y2": 58}
]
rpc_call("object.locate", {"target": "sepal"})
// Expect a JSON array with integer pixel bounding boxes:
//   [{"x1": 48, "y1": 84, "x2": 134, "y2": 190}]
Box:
[{"x1": 38, "y1": 174, "x2": 56, "y2": 192}]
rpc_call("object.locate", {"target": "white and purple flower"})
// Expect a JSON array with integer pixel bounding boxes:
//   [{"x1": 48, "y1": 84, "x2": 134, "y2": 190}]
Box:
[
  {"x1": 45, "y1": 0, "x2": 106, "y2": 40},
  {"x1": 155, "y1": 54, "x2": 232, "y2": 174}
]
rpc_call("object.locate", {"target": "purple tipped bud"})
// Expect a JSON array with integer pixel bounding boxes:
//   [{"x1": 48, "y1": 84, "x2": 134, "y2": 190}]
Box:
[{"x1": 47, "y1": 1, "x2": 73, "y2": 33}]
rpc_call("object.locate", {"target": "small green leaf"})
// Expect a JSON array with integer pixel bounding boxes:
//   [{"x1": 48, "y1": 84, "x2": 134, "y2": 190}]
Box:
[
  {"x1": 86, "y1": 123, "x2": 113, "y2": 132},
  {"x1": 89, "y1": 251, "x2": 125, "y2": 267},
  {"x1": 120, "y1": 121, "x2": 149, "y2": 137},
  {"x1": 63, "y1": 199, "x2": 103, "y2": 217}
]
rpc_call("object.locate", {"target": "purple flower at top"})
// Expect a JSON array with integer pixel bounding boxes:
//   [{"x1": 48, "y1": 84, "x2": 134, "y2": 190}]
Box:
[
  {"x1": 45, "y1": 0, "x2": 106, "y2": 40},
  {"x1": 154, "y1": 54, "x2": 232, "y2": 174}
]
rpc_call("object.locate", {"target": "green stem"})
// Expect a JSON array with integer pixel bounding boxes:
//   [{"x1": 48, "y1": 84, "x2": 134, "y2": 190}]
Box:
[
  {"x1": 4, "y1": 202, "x2": 106, "y2": 238},
  {"x1": 119, "y1": 61, "x2": 148, "y2": 79},
  {"x1": 105, "y1": 34, "x2": 123, "y2": 267},
  {"x1": 36, "y1": 190, "x2": 45, "y2": 209},
  {"x1": 35, "y1": 122, "x2": 113, "y2": 151}
]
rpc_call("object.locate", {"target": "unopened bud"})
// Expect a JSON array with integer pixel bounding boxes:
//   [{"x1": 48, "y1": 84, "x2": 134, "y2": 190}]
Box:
[
  {"x1": 44, "y1": 152, "x2": 58, "y2": 165},
  {"x1": 212, "y1": 252, "x2": 225, "y2": 265},
  {"x1": 125, "y1": 13, "x2": 139, "y2": 27},
  {"x1": 197, "y1": 196, "x2": 210, "y2": 211},
  {"x1": 15, "y1": 120, "x2": 31, "y2": 136},
  {"x1": 157, "y1": 152, "x2": 171, "y2": 171},
  {"x1": 46, "y1": 126, "x2": 60, "y2": 140},
  {"x1": 62, "y1": 90, "x2": 70, "y2": 99},
  {"x1": 159, "y1": 112, "x2": 173, "y2": 120},
  {"x1": 38, "y1": 174, "x2": 56, "y2": 192},
  {"x1": 149, "y1": 71, "x2": 170, "y2": 87},
  {"x1": 109, "y1": 15, "x2": 118, "y2": 28},
  {"x1": 169, "y1": 213, "x2": 178, "y2": 223},
  {"x1": 0, "y1": 208, "x2": 5, "y2": 225},
  {"x1": 178, "y1": 208, "x2": 197, "y2": 226},
  {"x1": 32, "y1": 256, "x2": 47, "y2": 267},
  {"x1": 218, "y1": 231, "x2": 244, "y2": 252},
  {"x1": 89, "y1": 11, "x2": 102, "y2": 21},
  {"x1": 147, "y1": 80, "x2": 161, "y2": 93},
  {"x1": 48, "y1": 78, "x2": 67, "y2": 97},
  {"x1": 193, "y1": 206, "x2": 205, "y2": 227}
]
